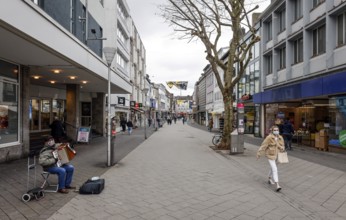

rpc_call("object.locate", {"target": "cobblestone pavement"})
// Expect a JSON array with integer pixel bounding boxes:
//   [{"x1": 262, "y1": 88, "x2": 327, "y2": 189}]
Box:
[
  {"x1": 2, "y1": 121, "x2": 346, "y2": 219},
  {"x1": 47, "y1": 122, "x2": 346, "y2": 219}
]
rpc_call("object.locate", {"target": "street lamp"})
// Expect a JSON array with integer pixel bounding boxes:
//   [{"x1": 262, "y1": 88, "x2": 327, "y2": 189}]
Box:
[
  {"x1": 143, "y1": 88, "x2": 149, "y2": 139},
  {"x1": 104, "y1": 47, "x2": 116, "y2": 167}
]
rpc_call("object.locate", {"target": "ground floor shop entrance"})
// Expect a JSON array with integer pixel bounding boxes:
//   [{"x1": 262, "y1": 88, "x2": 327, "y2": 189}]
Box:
[{"x1": 264, "y1": 96, "x2": 346, "y2": 152}]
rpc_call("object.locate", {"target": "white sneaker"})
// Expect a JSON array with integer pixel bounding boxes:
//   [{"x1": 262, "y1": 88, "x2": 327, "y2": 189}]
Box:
[{"x1": 268, "y1": 178, "x2": 275, "y2": 185}]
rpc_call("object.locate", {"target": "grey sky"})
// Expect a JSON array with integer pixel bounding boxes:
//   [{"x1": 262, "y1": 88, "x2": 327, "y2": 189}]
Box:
[{"x1": 126, "y1": 0, "x2": 271, "y2": 96}]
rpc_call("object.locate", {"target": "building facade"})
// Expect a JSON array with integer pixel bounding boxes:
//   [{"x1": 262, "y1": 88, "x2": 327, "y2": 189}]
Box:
[
  {"x1": 0, "y1": 0, "x2": 142, "y2": 162},
  {"x1": 254, "y1": 0, "x2": 346, "y2": 150}
]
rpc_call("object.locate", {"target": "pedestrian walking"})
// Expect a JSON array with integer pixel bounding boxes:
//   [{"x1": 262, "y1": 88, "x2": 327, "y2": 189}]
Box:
[
  {"x1": 282, "y1": 118, "x2": 294, "y2": 150},
  {"x1": 148, "y1": 118, "x2": 152, "y2": 127},
  {"x1": 120, "y1": 118, "x2": 127, "y2": 132},
  {"x1": 256, "y1": 125, "x2": 285, "y2": 192},
  {"x1": 208, "y1": 118, "x2": 213, "y2": 132},
  {"x1": 50, "y1": 116, "x2": 65, "y2": 143},
  {"x1": 126, "y1": 120, "x2": 133, "y2": 135}
]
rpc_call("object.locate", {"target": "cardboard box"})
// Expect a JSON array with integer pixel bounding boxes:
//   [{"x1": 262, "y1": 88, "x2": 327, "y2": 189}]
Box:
[
  {"x1": 320, "y1": 129, "x2": 328, "y2": 137},
  {"x1": 319, "y1": 136, "x2": 328, "y2": 150},
  {"x1": 315, "y1": 133, "x2": 320, "y2": 148}
]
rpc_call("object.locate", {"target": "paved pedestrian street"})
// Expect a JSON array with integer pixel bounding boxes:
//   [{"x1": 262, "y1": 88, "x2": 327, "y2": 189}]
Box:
[{"x1": 46, "y1": 123, "x2": 346, "y2": 220}]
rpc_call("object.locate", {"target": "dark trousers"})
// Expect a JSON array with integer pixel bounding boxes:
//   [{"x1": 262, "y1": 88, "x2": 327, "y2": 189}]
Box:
[{"x1": 283, "y1": 134, "x2": 293, "y2": 150}]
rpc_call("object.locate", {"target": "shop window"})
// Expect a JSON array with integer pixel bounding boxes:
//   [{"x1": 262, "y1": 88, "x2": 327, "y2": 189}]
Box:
[
  {"x1": 30, "y1": 99, "x2": 65, "y2": 132},
  {"x1": 0, "y1": 60, "x2": 19, "y2": 146},
  {"x1": 329, "y1": 97, "x2": 346, "y2": 147},
  {"x1": 30, "y1": 99, "x2": 40, "y2": 131}
]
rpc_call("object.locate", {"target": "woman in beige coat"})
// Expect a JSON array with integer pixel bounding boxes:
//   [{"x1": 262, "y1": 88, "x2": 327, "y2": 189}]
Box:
[{"x1": 257, "y1": 125, "x2": 285, "y2": 191}]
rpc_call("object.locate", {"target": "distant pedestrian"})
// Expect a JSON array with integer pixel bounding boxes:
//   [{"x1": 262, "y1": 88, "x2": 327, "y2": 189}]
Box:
[
  {"x1": 148, "y1": 118, "x2": 152, "y2": 127},
  {"x1": 208, "y1": 118, "x2": 213, "y2": 132},
  {"x1": 50, "y1": 116, "x2": 65, "y2": 143},
  {"x1": 157, "y1": 118, "x2": 161, "y2": 128},
  {"x1": 256, "y1": 125, "x2": 285, "y2": 192},
  {"x1": 282, "y1": 118, "x2": 294, "y2": 151},
  {"x1": 126, "y1": 120, "x2": 133, "y2": 135},
  {"x1": 120, "y1": 118, "x2": 127, "y2": 132},
  {"x1": 182, "y1": 117, "x2": 185, "y2": 125},
  {"x1": 173, "y1": 116, "x2": 177, "y2": 124}
]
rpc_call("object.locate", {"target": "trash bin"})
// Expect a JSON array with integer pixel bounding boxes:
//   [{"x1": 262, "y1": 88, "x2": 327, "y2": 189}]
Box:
[{"x1": 230, "y1": 130, "x2": 244, "y2": 154}]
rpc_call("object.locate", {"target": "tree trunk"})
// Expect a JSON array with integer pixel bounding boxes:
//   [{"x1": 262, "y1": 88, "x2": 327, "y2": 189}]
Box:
[{"x1": 218, "y1": 94, "x2": 233, "y2": 150}]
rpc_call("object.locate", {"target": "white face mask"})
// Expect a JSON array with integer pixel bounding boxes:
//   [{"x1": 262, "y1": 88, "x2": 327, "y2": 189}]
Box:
[{"x1": 273, "y1": 131, "x2": 279, "y2": 135}]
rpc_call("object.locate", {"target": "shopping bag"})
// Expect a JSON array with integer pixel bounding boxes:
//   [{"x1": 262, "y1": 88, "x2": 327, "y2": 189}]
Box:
[{"x1": 277, "y1": 152, "x2": 289, "y2": 163}]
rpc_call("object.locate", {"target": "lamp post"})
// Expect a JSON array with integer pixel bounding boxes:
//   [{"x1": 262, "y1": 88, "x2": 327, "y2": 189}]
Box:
[
  {"x1": 143, "y1": 88, "x2": 149, "y2": 139},
  {"x1": 103, "y1": 47, "x2": 116, "y2": 167}
]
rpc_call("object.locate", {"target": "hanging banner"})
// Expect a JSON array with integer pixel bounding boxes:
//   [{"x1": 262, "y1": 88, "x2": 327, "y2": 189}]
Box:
[
  {"x1": 166, "y1": 81, "x2": 175, "y2": 88},
  {"x1": 175, "y1": 81, "x2": 188, "y2": 90}
]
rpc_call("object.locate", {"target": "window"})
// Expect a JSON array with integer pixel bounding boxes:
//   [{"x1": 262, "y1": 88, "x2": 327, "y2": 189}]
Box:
[
  {"x1": 278, "y1": 10, "x2": 286, "y2": 32},
  {"x1": 206, "y1": 92, "x2": 213, "y2": 104},
  {"x1": 265, "y1": 54, "x2": 273, "y2": 75},
  {"x1": 117, "y1": 26, "x2": 126, "y2": 44},
  {"x1": 294, "y1": 0, "x2": 302, "y2": 21},
  {"x1": 293, "y1": 37, "x2": 303, "y2": 63},
  {"x1": 254, "y1": 41, "x2": 260, "y2": 58},
  {"x1": 313, "y1": 0, "x2": 325, "y2": 8},
  {"x1": 0, "y1": 60, "x2": 19, "y2": 145},
  {"x1": 116, "y1": 52, "x2": 126, "y2": 69},
  {"x1": 254, "y1": 61, "x2": 260, "y2": 93},
  {"x1": 266, "y1": 20, "x2": 272, "y2": 41},
  {"x1": 117, "y1": 1, "x2": 127, "y2": 20},
  {"x1": 337, "y1": 13, "x2": 346, "y2": 46},
  {"x1": 278, "y1": 47, "x2": 286, "y2": 69},
  {"x1": 312, "y1": 25, "x2": 326, "y2": 56}
]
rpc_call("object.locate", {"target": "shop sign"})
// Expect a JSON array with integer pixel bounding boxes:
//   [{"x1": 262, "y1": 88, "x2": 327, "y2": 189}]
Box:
[
  {"x1": 340, "y1": 130, "x2": 346, "y2": 147},
  {"x1": 130, "y1": 101, "x2": 135, "y2": 107},
  {"x1": 237, "y1": 103, "x2": 244, "y2": 113},
  {"x1": 118, "y1": 97, "x2": 125, "y2": 106}
]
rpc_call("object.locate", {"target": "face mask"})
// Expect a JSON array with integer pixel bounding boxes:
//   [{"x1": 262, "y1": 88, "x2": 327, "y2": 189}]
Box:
[{"x1": 273, "y1": 131, "x2": 279, "y2": 135}]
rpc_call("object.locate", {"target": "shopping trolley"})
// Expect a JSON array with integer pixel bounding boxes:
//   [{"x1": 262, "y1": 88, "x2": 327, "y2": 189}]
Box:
[{"x1": 21, "y1": 151, "x2": 45, "y2": 202}]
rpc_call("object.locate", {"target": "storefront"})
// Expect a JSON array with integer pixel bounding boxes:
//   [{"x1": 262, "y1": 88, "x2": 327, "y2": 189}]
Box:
[{"x1": 254, "y1": 71, "x2": 346, "y2": 152}]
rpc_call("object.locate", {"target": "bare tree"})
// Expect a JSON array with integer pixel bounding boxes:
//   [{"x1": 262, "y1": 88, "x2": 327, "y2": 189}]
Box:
[{"x1": 159, "y1": 0, "x2": 260, "y2": 150}]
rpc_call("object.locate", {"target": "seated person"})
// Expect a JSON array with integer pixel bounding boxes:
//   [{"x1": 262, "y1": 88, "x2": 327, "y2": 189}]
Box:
[{"x1": 38, "y1": 136, "x2": 75, "y2": 193}]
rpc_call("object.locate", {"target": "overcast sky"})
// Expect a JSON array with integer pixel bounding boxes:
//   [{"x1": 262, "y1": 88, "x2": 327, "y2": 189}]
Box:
[{"x1": 126, "y1": 0, "x2": 271, "y2": 96}]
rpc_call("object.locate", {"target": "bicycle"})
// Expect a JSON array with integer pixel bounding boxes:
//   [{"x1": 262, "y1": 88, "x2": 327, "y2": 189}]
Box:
[{"x1": 212, "y1": 133, "x2": 223, "y2": 146}]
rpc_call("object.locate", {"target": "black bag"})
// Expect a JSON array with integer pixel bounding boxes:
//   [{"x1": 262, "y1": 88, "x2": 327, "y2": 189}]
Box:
[{"x1": 79, "y1": 178, "x2": 105, "y2": 194}]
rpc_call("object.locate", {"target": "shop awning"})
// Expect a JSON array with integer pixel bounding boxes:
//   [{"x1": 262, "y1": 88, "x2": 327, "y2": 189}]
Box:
[
  {"x1": 212, "y1": 109, "x2": 224, "y2": 114},
  {"x1": 130, "y1": 107, "x2": 144, "y2": 113}
]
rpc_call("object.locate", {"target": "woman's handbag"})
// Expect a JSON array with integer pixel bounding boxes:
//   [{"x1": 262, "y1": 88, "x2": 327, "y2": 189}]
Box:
[{"x1": 277, "y1": 151, "x2": 289, "y2": 163}]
